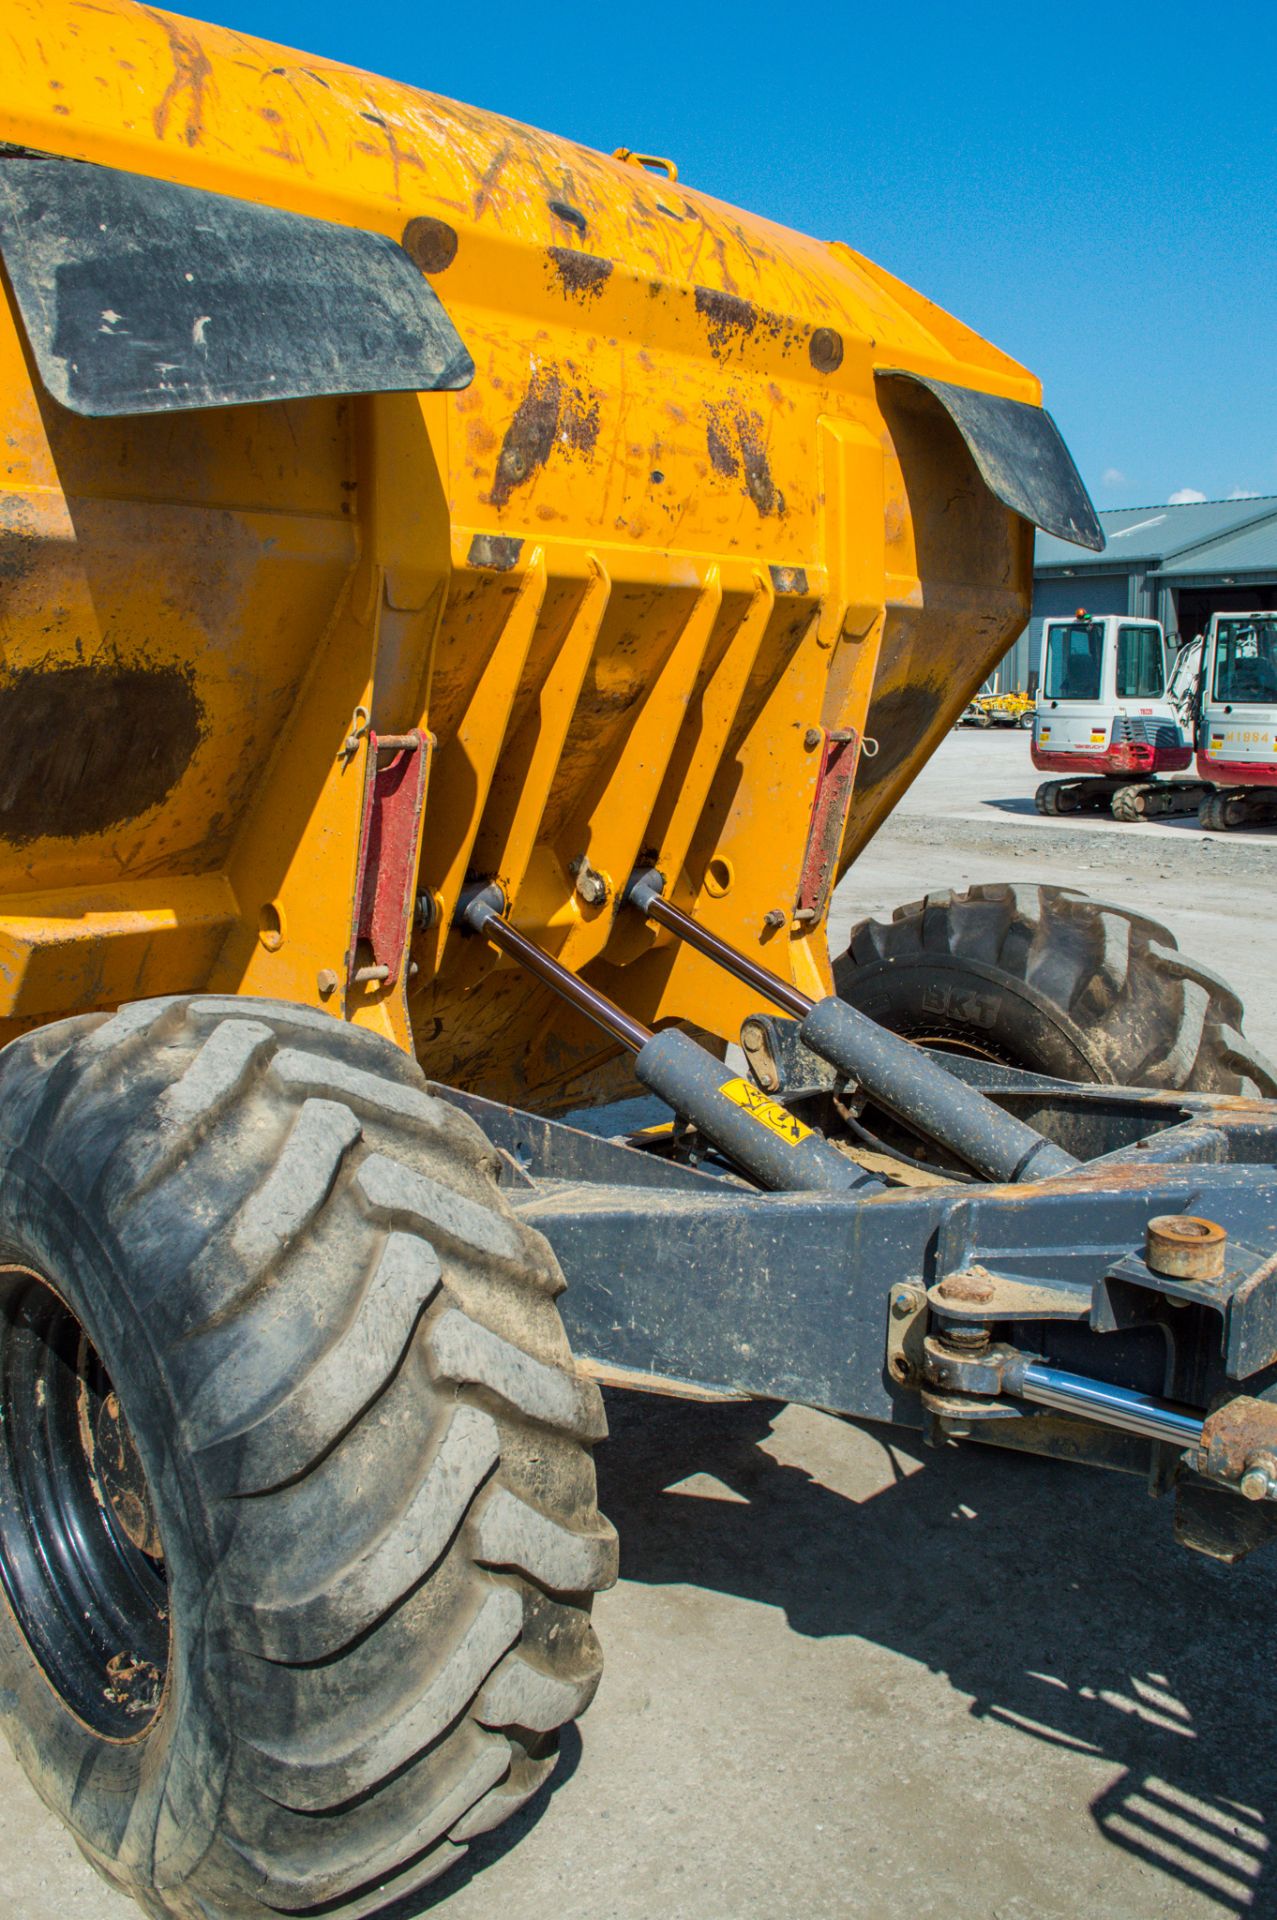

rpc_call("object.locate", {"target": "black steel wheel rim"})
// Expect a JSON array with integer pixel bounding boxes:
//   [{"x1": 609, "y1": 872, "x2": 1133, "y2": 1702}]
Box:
[{"x1": 0, "y1": 1267, "x2": 169, "y2": 1739}]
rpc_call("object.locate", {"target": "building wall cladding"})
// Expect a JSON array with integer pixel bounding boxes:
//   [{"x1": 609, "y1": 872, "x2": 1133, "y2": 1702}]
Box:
[{"x1": 989, "y1": 496, "x2": 1277, "y2": 692}]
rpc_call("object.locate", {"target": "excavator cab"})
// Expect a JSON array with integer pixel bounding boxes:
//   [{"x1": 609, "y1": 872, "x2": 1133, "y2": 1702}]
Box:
[
  {"x1": 1032, "y1": 610, "x2": 1192, "y2": 815},
  {"x1": 1196, "y1": 612, "x2": 1277, "y2": 828}
]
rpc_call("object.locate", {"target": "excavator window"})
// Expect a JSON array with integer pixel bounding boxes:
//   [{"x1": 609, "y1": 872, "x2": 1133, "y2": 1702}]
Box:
[
  {"x1": 1213, "y1": 618, "x2": 1277, "y2": 703},
  {"x1": 1044, "y1": 621, "x2": 1104, "y2": 701},
  {"x1": 1116, "y1": 625, "x2": 1165, "y2": 698}
]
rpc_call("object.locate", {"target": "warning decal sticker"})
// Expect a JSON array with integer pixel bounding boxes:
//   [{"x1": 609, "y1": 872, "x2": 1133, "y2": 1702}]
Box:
[{"x1": 717, "y1": 1077, "x2": 813, "y2": 1145}]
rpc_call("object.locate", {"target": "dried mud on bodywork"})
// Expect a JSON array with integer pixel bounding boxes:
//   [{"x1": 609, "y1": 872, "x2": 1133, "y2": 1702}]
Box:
[
  {"x1": 0, "y1": 662, "x2": 202, "y2": 841},
  {"x1": 487, "y1": 365, "x2": 601, "y2": 508},
  {"x1": 547, "y1": 247, "x2": 613, "y2": 300},
  {"x1": 704, "y1": 401, "x2": 785, "y2": 517}
]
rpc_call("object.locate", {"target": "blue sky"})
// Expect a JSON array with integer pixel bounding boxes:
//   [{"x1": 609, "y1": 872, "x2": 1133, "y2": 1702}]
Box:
[{"x1": 197, "y1": 0, "x2": 1275, "y2": 512}]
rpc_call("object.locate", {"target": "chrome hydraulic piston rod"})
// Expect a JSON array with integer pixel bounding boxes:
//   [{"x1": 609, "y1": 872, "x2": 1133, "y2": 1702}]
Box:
[
  {"x1": 1004, "y1": 1356, "x2": 1203, "y2": 1449},
  {"x1": 455, "y1": 884, "x2": 878, "y2": 1196},
  {"x1": 624, "y1": 869, "x2": 1077, "y2": 1184}
]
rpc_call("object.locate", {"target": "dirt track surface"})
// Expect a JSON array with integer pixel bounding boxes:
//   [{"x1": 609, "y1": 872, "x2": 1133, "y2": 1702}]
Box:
[{"x1": 4, "y1": 728, "x2": 1276, "y2": 1919}]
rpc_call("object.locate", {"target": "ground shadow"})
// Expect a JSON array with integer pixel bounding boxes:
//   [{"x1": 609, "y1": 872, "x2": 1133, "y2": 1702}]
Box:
[
  {"x1": 593, "y1": 1389, "x2": 1275, "y2": 1916},
  {"x1": 983, "y1": 794, "x2": 1050, "y2": 816}
]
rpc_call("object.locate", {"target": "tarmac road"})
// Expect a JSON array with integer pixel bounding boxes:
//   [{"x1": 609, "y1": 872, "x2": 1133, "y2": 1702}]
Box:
[{"x1": 3, "y1": 727, "x2": 1276, "y2": 1920}]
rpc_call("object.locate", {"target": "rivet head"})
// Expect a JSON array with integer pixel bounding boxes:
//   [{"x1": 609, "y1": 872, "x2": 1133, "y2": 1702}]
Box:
[
  {"x1": 401, "y1": 215, "x2": 459, "y2": 274},
  {"x1": 809, "y1": 326, "x2": 844, "y2": 374}
]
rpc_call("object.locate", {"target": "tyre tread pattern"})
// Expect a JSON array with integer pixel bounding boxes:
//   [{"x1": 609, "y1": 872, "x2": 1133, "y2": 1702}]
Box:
[
  {"x1": 834, "y1": 882, "x2": 1276, "y2": 1095},
  {"x1": 0, "y1": 995, "x2": 613, "y2": 1920}
]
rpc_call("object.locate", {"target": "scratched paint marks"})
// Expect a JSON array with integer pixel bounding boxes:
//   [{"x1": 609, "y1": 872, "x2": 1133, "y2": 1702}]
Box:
[{"x1": 144, "y1": 7, "x2": 214, "y2": 146}]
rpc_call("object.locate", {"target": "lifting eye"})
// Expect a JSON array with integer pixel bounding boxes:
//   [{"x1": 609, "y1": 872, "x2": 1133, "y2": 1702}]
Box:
[{"x1": 611, "y1": 148, "x2": 679, "y2": 182}]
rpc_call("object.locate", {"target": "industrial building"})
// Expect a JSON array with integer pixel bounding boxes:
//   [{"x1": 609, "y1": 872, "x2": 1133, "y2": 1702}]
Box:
[{"x1": 992, "y1": 495, "x2": 1277, "y2": 693}]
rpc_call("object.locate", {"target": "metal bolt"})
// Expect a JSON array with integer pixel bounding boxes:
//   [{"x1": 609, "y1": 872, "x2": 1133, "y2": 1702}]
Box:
[
  {"x1": 940, "y1": 1323, "x2": 991, "y2": 1354},
  {"x1": 1241, "y1": 1461, "x2": 1276, "y2": 1502},
  {"x1": 1146, "y1": 1213, "x2": 1227, "y2": 1282},
  {"x1": 937, "y1": 1273, "x2": 995, "y2": 1306},
  {"x1": 316, "y1": 969, "x2": 339, "y2": 999},
  {"x1": 415, "y1": 891, "x2": 443, "y2": 931},
  {"x1": 762, "y1": 908, "x2": 787, "y2": 931},
  {"x1": 809, "y1": 326, "x2": 844, "y2": 374},
  {"x1": 803, "y1": 727, "x2": 823, "y2": 750},
  {"x1": 569, "y1": 857, "x2": 608, "y2": 907},
  {"x1": 891, "y1": 1286, "x2": 923, "y2": 1320}
]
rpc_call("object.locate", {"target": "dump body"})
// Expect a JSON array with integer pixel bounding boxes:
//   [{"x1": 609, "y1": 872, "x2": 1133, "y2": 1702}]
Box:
[{"x1": 0, "y1": 0, "x2": 1097, "y2": 1108}]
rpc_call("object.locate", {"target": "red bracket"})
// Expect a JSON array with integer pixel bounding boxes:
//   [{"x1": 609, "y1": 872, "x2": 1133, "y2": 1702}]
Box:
[
  {"x1": 795, "y1": 728, "x2": 859, "y2": 921},
  {"x1": 347, "y1": 728, "x2": 431, "y2": 991}
]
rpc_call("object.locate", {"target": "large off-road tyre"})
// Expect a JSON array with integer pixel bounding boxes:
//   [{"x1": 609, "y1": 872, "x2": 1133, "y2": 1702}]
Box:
[
  {"x1": 0, "y1": 996, "x2": 615, "y2": 1919},
  {"x1": 834, "y1": 883, "x2": 1277, "y2": 1095}
]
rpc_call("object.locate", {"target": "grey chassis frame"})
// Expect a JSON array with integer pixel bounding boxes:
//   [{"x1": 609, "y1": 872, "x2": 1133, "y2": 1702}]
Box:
[{"x1": 432, "y1": 1056, "x2": 1277, "y2": 1565}]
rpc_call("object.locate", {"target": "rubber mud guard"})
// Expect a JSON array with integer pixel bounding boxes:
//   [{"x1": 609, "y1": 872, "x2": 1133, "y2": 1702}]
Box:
[
  {"x1": 878, "y1": 370, "x2": 1104, "y2": 552},
  {"x1": 0, "y1": 154, "x2": 474, "y2": 415}
]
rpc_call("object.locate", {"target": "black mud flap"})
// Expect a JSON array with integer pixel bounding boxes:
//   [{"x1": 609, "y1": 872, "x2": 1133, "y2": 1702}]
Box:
[
  {"x1": 0, "y1": 154, "x2": 473, "y2": 415},
  {"x1": 879, "y1": 370, "x2": 1104, "y2": 552}
]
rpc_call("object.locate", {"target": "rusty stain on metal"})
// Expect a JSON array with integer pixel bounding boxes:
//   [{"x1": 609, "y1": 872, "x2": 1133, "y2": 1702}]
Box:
[
  {"x1": 769, "y1": 565, "x2": 809, "y2": 595},
  {"x1": 547, "y1": 247, "x2": 612, "y2": 300},
  {"x1": 401, "y1": 214, "x2": 458, "y2": 274},
  {"x1": 467, "y1": 533, "x2": 524, "y2": 572},
  {"x1": 937, "y1": 1272, "x2": 996, "y2": 1305},
  {"x1": 1146, "y1": 1214, "x2": 1228, "y2": 1281},
  {"x1": 1199, "y1": 1395, "x2": 1277, "y2": 1487},
  {"x1": 103, "y1": 1649, "x2": 164, "y2": 1716},
  {"x1": 796, "y1": 728, "x2": 859, "y2": 919}
]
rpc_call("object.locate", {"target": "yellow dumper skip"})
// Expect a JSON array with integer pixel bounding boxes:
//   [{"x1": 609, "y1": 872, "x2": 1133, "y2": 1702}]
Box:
[{"x1": 0, "y1": 0, "x2": 1099, "y2": 1108}]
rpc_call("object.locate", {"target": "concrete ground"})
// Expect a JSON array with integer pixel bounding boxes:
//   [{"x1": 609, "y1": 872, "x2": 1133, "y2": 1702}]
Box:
[{"x1": 5, "y1": 728, "x2": 1277, "y2": 1919}]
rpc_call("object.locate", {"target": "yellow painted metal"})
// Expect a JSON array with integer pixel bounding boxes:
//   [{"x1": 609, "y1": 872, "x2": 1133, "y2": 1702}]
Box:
[{"x1": 0, "y1": 0, "x2": 1039, "y2": 1104}]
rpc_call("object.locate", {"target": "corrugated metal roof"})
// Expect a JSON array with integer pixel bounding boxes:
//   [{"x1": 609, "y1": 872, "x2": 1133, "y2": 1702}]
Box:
[
  {"x1": 1159, "y1": 513, "x2": 1277, "y2": 576},
  {"x1": 1036, "y1": 494, "x2": 1277, "y2": 571}
]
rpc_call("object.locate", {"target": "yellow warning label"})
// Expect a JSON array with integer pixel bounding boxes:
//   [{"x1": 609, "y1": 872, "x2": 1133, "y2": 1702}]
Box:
[{"x1": 717, "y1": 1076, "x2": 813, "y2": 1145}]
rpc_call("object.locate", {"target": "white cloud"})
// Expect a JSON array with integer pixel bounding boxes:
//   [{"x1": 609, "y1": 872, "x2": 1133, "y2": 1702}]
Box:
[
  {"x1": 1227, "y1": 487, "x2": 1260, "y2": 500},
  {"x1": 1168, "y1": 488, "x2": 1207, "y2": 505},
  {"x1": 1101, "y1": 467, "x2": 1127, "y2": 489}
]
